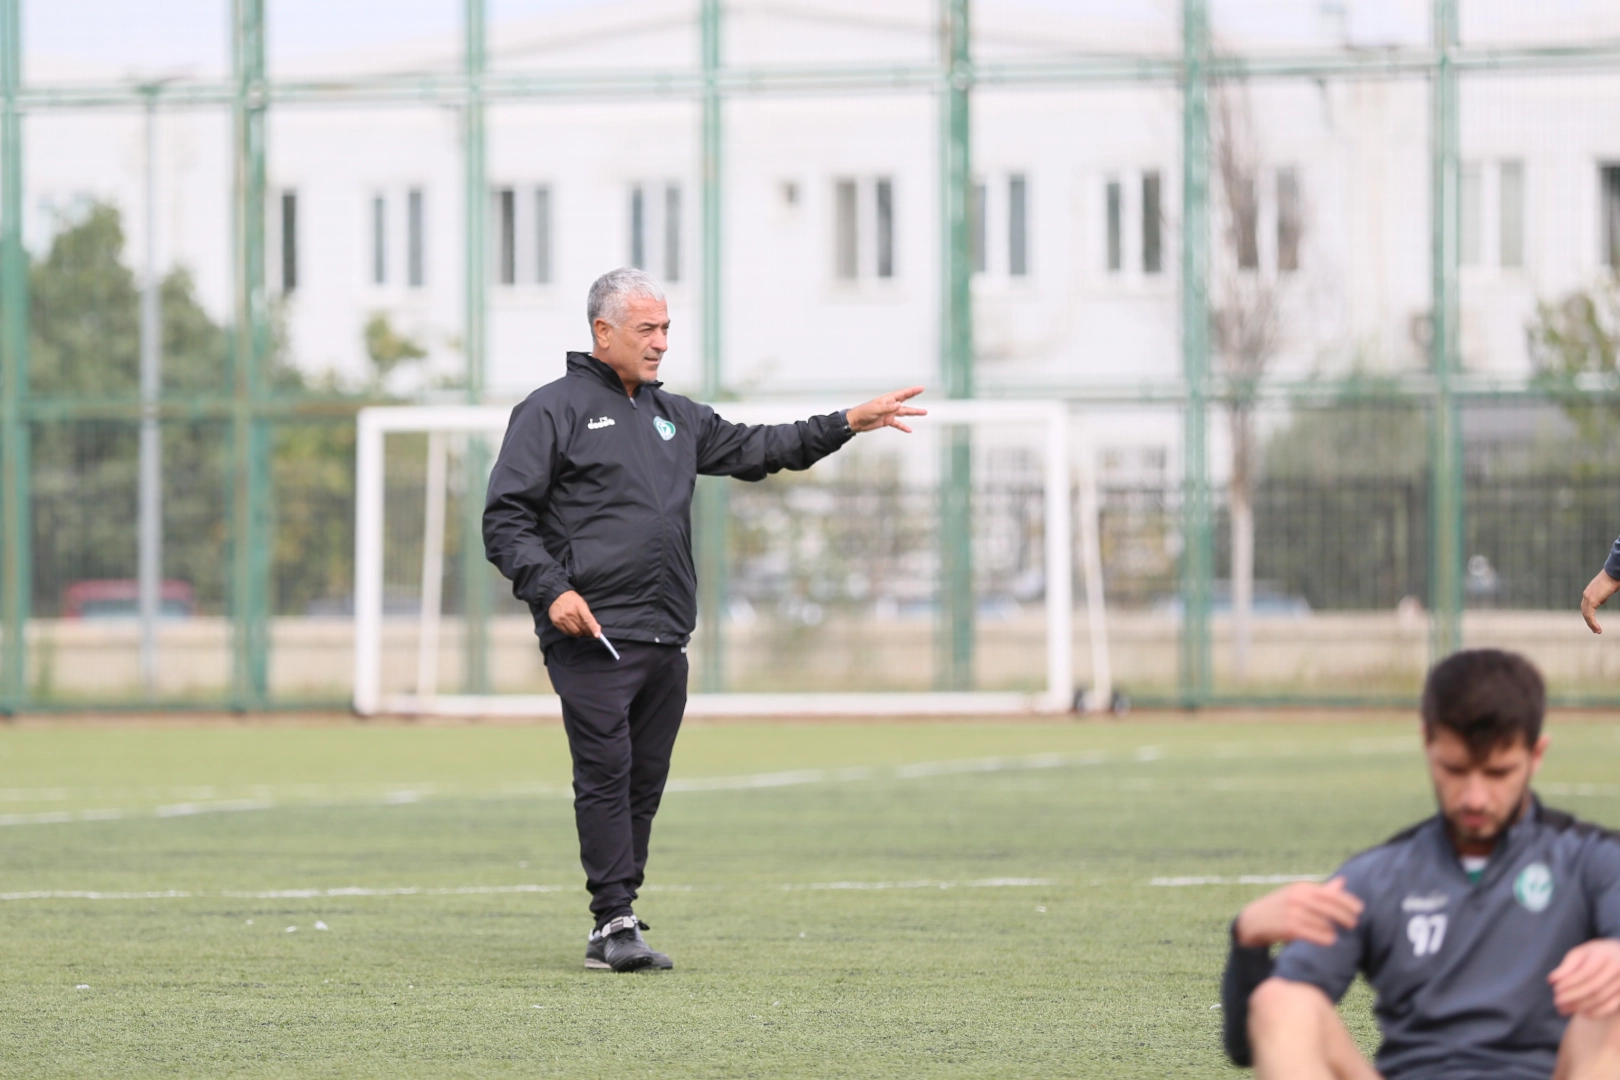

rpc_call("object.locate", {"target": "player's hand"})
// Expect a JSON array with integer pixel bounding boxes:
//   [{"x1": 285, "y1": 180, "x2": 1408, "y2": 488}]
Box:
[
  {"x1": 1234, "y1": 876, "x2": 1363, "y2": 949},
  {"x1": 846, "y1": 387, "x2": 927, "y2": 434},
  {"x1": 1580, "y1": 570, "x2": 1620, "y2": 634},
  {"x1": 1550, "y1": 939, "x2": 1620, "y2": 1018},
  {"x1": 548, "y1": 590, "x2": 601, "y2": 638}
]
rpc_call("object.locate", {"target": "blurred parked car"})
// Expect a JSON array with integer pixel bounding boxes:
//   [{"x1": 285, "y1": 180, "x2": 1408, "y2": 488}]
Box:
[{"x1": 62, "y1": 580, "x2": 195, "y2": 619}]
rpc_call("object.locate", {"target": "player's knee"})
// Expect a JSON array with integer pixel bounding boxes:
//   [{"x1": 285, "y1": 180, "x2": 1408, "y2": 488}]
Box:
[
  {"x1": 1560, "y1": 1012, "x2": 1620, "y2": 1079},
  {"x1": 1248, "y1": 977, "x2": 1328, "y2": 1042}
]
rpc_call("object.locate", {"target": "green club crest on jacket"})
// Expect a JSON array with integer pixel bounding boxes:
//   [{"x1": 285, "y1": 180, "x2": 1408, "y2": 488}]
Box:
[{"x1": 1514, "y1": 862, "x2": 1553, "y2": 912}]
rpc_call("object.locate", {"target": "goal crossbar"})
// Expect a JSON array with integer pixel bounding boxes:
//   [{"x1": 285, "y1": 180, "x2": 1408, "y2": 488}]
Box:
[{"x1": 353, "y1": 400, "x2": 1086, "y2": 717}]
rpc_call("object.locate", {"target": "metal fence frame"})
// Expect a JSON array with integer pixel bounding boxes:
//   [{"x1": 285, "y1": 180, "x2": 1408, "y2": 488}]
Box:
[{"x1": 3, "y1": 0, "x2": 1620, "y2": 710}]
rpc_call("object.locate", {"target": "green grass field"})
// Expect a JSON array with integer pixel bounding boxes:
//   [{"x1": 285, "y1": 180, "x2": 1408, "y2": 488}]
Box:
[{"x1": 2, "y1": 713, "x2": 1618, "y2": 1078}]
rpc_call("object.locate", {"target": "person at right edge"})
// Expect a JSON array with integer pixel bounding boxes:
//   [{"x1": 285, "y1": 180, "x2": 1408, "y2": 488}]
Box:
[
  {"x1": 1220, "y1": 649, "x2": 1620, "y2": 1079},
  {"x1": 484, "y1": 267, "x2": 926, "y2": 974}
]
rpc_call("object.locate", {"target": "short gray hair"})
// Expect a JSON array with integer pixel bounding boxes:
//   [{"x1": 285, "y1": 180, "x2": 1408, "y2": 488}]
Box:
[{"x1": 587, "y1": 267, "x2": 666, "y2": 329}]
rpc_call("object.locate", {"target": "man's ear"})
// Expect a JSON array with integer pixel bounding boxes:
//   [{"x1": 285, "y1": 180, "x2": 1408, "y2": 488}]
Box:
[{"x1": 1528, "y1": 733, "x2": 1550, "y2": 776}]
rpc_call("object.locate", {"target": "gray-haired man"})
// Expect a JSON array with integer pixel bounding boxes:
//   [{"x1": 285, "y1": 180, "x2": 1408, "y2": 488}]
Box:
[{"x1": 484, "y1": 268, "x2": 925, "y2": 972}]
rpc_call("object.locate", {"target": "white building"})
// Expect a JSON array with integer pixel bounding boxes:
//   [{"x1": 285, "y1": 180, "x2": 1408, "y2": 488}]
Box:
[{"x1": 21, "y1": 0, "x2": 1620, "y2": 471}]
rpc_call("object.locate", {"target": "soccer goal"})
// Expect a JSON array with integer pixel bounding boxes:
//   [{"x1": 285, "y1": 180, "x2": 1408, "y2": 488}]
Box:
[{"x1": 352, "y1": 400, "x2": 1110, "y2": 717}]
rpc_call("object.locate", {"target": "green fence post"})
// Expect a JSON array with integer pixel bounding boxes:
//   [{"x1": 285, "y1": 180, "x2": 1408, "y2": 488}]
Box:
[
  {"x1": 229, "y1": 0, "x2": 271, "y2": 708},
  {"x1": 0, "y1": 0, "x2": 28, "y2": 711},
  {"x1": 695, "y1": 0, "x2": 727, "y2": 693},
  {"x1": 938, "y1": 0, "x2": 974, "y2": 691},
  {"x1": 461, "y1": 0, "x2": 491, "y2": 694},
  {"x1": 1179, "y1": 0, "x2": 1213, "y2": 707},
  {"x1": 1428, "y1": 0, "x2": 1464, "y2": 662}
]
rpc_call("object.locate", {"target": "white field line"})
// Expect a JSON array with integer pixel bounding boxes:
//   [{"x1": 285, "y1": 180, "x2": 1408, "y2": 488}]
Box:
[
  {"x1": 1149, "y1": 874, "x2": 1324, "y2": 887},
  {"x1": 0, "y1": 751, "x2": 1122, "y2": 827},
  {"x1": 0, "y1": 737, "x2": 1437, "y2": 831},
  {"x1": 0, "y1": 878, "x2": 1048, "y2": 903},
  {"x1": 781, "y1": 877, "x2": 1050, "y2": 891},
  {"x1": 0, "y1": 889, "x2": 195, "y2": 901},
  {"x1": 1540, "y1": 782, "x2": 1620, "y2": 798}
]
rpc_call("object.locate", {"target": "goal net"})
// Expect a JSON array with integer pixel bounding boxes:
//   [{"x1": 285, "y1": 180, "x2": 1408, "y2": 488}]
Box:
[{"x1": 352, "y1": 400, "x2": 1109, "y2": 717}]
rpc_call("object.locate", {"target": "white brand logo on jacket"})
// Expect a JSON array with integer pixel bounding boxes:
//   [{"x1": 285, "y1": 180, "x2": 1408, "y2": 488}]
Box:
[
  {"x1": 587, "y1": 416, "x2": 616, "y2": 430},
  {"x1": 1401, "y1": 892, "x2": 1449, "y2": 914}
]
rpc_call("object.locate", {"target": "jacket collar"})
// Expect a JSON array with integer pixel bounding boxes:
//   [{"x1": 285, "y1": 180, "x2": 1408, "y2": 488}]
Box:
[{"x1": 566, "y1": 351, "x2": 661, "y2": 398}]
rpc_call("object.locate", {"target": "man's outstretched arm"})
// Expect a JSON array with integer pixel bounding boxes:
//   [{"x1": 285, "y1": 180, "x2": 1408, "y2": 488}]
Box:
[
  {"x1": 1580, "y1": 536, "x2": 1620, "y2": 633},
  {"x1": 696, "y1": 387, "x2": 927, "y2": 480}
]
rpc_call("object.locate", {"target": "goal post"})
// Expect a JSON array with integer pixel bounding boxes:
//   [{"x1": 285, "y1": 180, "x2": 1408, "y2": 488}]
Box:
[{"x1": 353, "y1": 400, "x2": 1106, "y2": 717}]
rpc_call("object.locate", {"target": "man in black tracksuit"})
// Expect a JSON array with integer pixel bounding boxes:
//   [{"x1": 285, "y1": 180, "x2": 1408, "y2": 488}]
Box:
[{"x1": 483, "y1": 267, "x2": 924, "y2": 972}]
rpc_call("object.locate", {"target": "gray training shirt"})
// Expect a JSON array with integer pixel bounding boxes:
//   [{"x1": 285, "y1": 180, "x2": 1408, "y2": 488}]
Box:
[{"x1": 1272, "y1": 798, "x2": 1620, "y2": 1080}]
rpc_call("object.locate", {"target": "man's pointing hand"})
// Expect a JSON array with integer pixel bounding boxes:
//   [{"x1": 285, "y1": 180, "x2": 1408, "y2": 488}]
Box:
[
  {"x1": 846, "y1": 386, "x2": 928, "y2": 434},
  {"x1": 549, "y1": 590, "x2": 601, "y2": 638},
  {"x1": 1581, "y1": 569, "x2": 1620, "y2": 634}
]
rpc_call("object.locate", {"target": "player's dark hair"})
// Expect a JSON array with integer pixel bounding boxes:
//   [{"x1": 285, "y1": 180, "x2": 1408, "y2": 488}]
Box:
[{"x1": 1420, "y1": 648, "x2": 1545, "y2": 758}]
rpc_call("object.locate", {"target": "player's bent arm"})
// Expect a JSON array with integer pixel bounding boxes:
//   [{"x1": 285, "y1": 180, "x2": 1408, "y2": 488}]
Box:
[
  {"x1": 1235, "y1": 878, "x2": 1364, "y2": 950},
  {"x1": 1222, "y1": 922, "x2": 1279, "y2": 1066},
  {"x1": 1223, "y1": 879, "x2": 1365, "y2": 1067}
]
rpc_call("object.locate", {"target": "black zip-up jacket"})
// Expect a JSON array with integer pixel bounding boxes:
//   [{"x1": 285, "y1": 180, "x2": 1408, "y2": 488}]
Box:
[{"x1": 484, "y1": 352, "x2": 855, "y2": 649}]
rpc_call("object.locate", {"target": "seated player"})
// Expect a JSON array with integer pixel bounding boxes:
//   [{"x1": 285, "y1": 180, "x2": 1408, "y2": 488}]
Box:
[{"x1": 1220, "y1": 649, "x2": 1620, "y2": 1080}]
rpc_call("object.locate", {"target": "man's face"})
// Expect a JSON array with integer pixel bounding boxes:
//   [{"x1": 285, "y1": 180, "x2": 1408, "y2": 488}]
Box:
[
  {"x1": 592, "y1": 296, "x2": 669, "y2": 394},
  {"x1": 1424, "y1": 724, "x2": 1547, "y2": 853}
]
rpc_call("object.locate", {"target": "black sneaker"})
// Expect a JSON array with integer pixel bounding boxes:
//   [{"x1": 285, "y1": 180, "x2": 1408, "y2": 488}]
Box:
[
  {"x1": 584, "y1": 929, "x2": 611, "y2": 970},
  {"x1": 598, "y1": 914, "x2": 673, "y2": 972}
]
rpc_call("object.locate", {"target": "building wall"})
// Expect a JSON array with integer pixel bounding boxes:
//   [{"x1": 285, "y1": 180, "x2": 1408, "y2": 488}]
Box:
[{"x1": 19, "y1": 0, "x2": 1620, "y2": 414}]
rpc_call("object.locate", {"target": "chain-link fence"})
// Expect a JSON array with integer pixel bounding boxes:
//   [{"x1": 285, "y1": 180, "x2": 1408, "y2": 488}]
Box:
[{"x1": 5, "y1": 0, "x2": 1620, "y2": 708}]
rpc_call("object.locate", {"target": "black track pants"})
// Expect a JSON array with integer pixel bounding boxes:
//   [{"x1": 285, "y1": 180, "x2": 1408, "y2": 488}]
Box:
[{"x1": 544, "y1": 636, "x2": 688, "y2": 926}]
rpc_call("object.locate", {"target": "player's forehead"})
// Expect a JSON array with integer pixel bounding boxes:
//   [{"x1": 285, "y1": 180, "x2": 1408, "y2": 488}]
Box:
[
  {"x1": 625, "y1": 296, "x2": 669, "y2": 327},
  {"x1": 1425, "y1": 724, "x2": 1530, "y2": 767}
]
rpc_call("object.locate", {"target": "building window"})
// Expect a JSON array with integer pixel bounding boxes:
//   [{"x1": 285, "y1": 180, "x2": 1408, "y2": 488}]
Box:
[
  {"x1": 875, "y1": 178, "x2": 894, "y2": 279},
  {"x1": 1105, "y1": 179, "x2": 1122, "y2": 272},
  {"x1": 493, "y1": 187, "x2": 516, "y2": 286},
  {"x1": 630, "y1": 185, "x2": 646, "y2": 270},
  {"x1": 1008, "y1": 174, "x2": 1028, "y2": 277},
  {"x1": 1498, "y1": 162, "x2": 1523, "y2": 269},
  {"x1": 535, "y1": 185, "x2": 552, "y2": 285},
  {"x1": 279, "y1": 190, "x2": 298, "y2": 293},
  {"x1": 1276, "y1": 168, "x2": 1301, "y2": 273},
  {"x1": 664, "y1": 184, "x2": 682, "y2": 283},
  {"x1": 629, "y1": 183, "x2": 681, "y2": 282},
  {"x1": 831, "y1": 178, "x2": 896, "y2": 282},
  {"x1": 1142, "y1": 171, "x2": 1163, "y2": 275},
  {"x1": 370, "y1": 194, "x2": 386, "y2": 285},
  {"x1": 969, "y1": 180, "x2": 987, "y2": 275},
  {"x1": 834, "y1": 179, "x2": 858, "y2": 280},
  {"x1": 1231, "y1": 175, "x2": 1258, "y2": 270},
  {"x1": 1605, "y1": 166, "x2": 1620, "y2": 268},
  {"x1": 406, "y1": 188, "x2": 425, "y2": 289},
  {"x1": 1460, "y1": 164, "x2": 1482, "y2": 266}
]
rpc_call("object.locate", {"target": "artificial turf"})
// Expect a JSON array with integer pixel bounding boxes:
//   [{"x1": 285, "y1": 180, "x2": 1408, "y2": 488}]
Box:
[{"x1": 1, "y1": 715, "x2": 1617, "y2": 1078}]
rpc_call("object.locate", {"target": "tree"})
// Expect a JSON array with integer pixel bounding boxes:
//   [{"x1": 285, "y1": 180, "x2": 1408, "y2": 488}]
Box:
[
  {"x1": 28, "y1": 201, "x2": 363, "y2": 618},
  {"x1": 1210, "y1": 84, "x2": 1294, "y2": 680},
  {"x1": 1527, "y1": 283, "x2": 1620, "y2": 456},
  {"x1": 363, "y1": 312, "x2": 428, "y2": 383}
]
